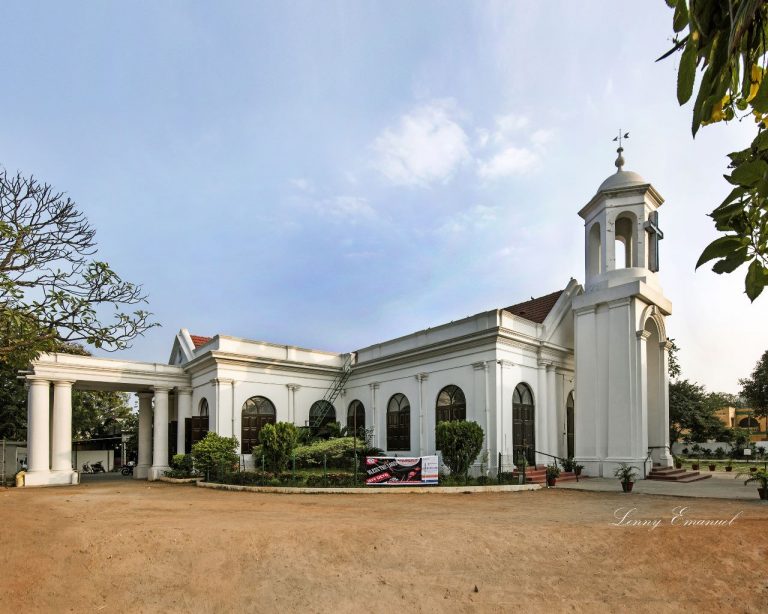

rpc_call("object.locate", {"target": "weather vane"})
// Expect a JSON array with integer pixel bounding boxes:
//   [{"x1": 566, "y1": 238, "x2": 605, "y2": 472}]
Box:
[{"x1": 612, "y1": 129, "x2": 630, "y2": 171}]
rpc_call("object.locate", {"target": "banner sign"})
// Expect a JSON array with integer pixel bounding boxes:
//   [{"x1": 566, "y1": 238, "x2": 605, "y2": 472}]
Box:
[{"x1": 365, "y1": 456, "x2": 439, "y2": 486}]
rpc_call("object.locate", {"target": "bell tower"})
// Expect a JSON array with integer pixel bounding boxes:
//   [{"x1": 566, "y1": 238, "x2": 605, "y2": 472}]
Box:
[{"x1": 572, "y1": 146, "x2": 673, "y2": 478}]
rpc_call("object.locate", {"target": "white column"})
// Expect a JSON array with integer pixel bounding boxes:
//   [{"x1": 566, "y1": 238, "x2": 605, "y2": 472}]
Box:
[
  {"x1": 473, "y1": 362, "x2": 490, "y2": 470},
  {"x1": 26, "y1": 377, "x2": 51, "y2": 477},
  {"x1": 286, "y1": 384, "x2": 300, "y2": 425},
  {"x1": 150, "y1": 386, "x2": 170, "y2": 480},
  {"x1": 136, "y1": 392, "x2": 153, "y2": 479},
  {"x1": 657, "y1": 341, "x2": 673, "y2": 467},
  {"x1": 546, "y1": 365, "x2": 558, "y2": 458},
  {"x1": 51, "y1": 380, "x2": 75, "y2": 474},
  {"x1": 536, "y1": 361, "x2": 549, "y2": 465},
  {"x1": 416, "y1": 373, "x2": 428, "y2": 455},
  {"x1": 176, "y1": 387, "x2": 193, "y2": 456}
]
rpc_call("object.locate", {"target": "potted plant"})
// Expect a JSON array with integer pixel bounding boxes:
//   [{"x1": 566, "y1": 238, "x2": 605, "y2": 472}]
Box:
[
  {"x1": 545, "y1": 463, "x2": 560, "y2": 487},
  {"x1": 561, "y1": 457, "x2": 576, "y2": 472},
  {"x1": 725, "y1": 459, "x2": 733, "y2": 472},
  {"x1": 708, "y1": 462, "x2": 717, "y2": 471},
  {"x1": 691, "y1": 457, "x2": 700, "y2": 471},
  {"x1": 750, "y1": 466, "x2": 758, "y2": 473},
  {"x1": 574, "y1": 463, "x2": 584, "y2": 478},
  {"x1": 737, "y1": 468, "x2": 768, "y2": 500},
  {"x1": 614, "y1": 463, "x2": 638, "y2": 493},
  {"x1": 674, "y1": 455, "x2": 683, "y2": 469}
]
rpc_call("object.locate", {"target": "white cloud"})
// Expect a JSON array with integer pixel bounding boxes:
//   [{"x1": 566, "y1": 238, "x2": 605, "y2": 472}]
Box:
[
  {"x1": 290, "y1": 178, "x2": 314, "y2": 193},
  {"x1": 477, "y1": 146, "x2": 538, "y2": 179},
  {"x1": 493, "y1": 113, "x2": 529, "y2": 142},
  {"x1": 371, "y1": 100, "x2": 470, "y2": 187},
  {"x1": 437, "y1": 204, "x2": 500, "y2": 234},
  {"x1": 321, "y1": 196, "x2": 377, "y2": 221},
  {"x1": 530, "y1": 128, "x2": 555, "y2": 148}
]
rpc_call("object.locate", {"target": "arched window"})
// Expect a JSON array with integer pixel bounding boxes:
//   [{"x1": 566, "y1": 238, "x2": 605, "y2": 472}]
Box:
[
  {"x1": 309, "y1": 400, "x2": 336, "y2": 429},
  {"x1": 614, "y1": 214, "x2": 635, "y2": 269},
  {"x1": 739, "y1": 417, "x2": 760, "y2": 429},
  {"x1": 199, "y1": 398, "x2": 209, "y2": 416},
  {"x1": 241, "y1": 396, "x2": 276, "y2": 454},
  {"x1": 387, "y1": 393, "x2": 410, "y2": 451},
  {"x1": 436, "y1": 385, "x2": 466, "y2": 424},
  {"x1": 347, "y1": 400, "x2": 365, "y2": 433},
  {"x1": 512, "y1": 383, "x2": 535, "y2": 465},
  {"x1": 588, "y1": 222, "x2": 602, "y2": 278},
  {"x1": 566, "y1": 391, "x2": 575, "y2": 459}
]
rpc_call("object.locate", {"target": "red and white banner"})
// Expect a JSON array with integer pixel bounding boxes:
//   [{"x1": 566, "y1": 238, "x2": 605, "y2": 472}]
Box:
[{"x1": 365, "y1": 456, "x2": 439, "y2": 485}]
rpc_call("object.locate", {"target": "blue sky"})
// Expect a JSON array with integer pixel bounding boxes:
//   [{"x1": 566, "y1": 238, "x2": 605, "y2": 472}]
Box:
[{"x1": 2, "y1": 1, "x2": 766, "y2": 392}]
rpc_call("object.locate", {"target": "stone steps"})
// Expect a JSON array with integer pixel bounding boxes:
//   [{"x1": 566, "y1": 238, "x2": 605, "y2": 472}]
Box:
[{"x1": 647, "y1": 466, "x2": 711, "y2": 483}]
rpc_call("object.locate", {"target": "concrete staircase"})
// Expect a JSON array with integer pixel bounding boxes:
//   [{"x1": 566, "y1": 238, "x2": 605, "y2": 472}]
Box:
[
  {"x1": 511, "y1": 465, "x2": 582, "y2": 485},
  {"x1": 647, "y1": 465, "x2": 712, "y2": 483}
]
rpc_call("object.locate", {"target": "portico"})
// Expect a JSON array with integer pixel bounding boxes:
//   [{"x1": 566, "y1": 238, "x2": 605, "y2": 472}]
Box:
[{"x1": 24, "y1": 353, "x2": 190, "y2": 487}]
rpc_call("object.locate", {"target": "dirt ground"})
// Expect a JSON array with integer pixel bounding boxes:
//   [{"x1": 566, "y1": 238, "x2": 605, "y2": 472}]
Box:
[{"x1": 1, "y1": 479, "x2": 766, "y2": 613}]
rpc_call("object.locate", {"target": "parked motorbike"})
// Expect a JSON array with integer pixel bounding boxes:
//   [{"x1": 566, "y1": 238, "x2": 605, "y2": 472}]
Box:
[
  {"x1": 121, "y1": 461, "x2": 135, "y2": 476},
  {"x1": 81, "y1": 461, "x2": 106, "y2": 474}
]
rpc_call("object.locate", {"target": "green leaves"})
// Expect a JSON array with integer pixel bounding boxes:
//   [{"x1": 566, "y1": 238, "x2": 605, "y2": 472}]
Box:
[
  {"x1": 726, "y1": 159, "x2": 768, "y2": 186},
  {"x1": 673, "y1": 0, "x2": 689, "y2": 32},
  {"x1": 695, "y1": 236, "x2": 747, "y2": 269},
  {"x1": 745, "y1": 259, "x2": 768, "y2": 300},
  {"x1": 677, "y1": 40, "x2": 697, "y2": 104}
]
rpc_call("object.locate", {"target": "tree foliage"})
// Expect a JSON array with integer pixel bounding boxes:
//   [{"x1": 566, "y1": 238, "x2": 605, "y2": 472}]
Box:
[
  {"x1": 435, "y1": 420, "x2": 484, "y2": 480},
  {"x1": 740, "y1": 348, "x2": 768, "y2": 416},
  {"x1": 258, "y1": 422, "x2": 298, "y2": 472},
  {"x1": 669, "y1": 379, "x2": 727, "y2": 443},
  {"x1": 661, "y1": 0, "x2": 768, "y2": 300},
  {"x1": 0, "y1": 169, "x2": 157, "y2": 368},
  {"x1": 191, "y1": 432, "x2": 239, "y2": 478}
]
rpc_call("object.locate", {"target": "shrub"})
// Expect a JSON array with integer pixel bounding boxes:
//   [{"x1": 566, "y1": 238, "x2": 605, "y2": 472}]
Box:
[
  {"x1": 170, "y1": 453, "x2": 194, "y2": 475},
  {"x1": 497, "y1": 471, "x2": 516, "y2": 484},
  {"x1": 475, "y1": 475, "x2": 490, "y2": 486},
  {"x1": 561, "y1": 457, "x2": 576, "y2": 472},
  {"x1": 436, "y1": 420, "x2": 484, "y2": 481},
  {"x1": 714, "y1": 447, "x2": 725, "y2": 459},
  {"x1": 293, "y1": 437, "x2": 359, "y2": 469},
  {"x1": 296, "y1": 426, "x2": 316, "y2": 446},
  {"x1": 191, "y1": 432, "x2": 239, "y2": 480},
  {"x1": 305, "y1": 472, "x2": 356, "y2": 487},
  {"x1": 218, "y1": 471, "x2": 274, "y2": 486},
  {"x1": 259, "y1": 422, "x2": 298, "y2": 472}
]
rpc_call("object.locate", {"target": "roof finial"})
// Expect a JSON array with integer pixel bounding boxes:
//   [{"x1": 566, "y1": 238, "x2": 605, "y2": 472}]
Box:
[{"x1": 612, "y1": 129, "x2": 629, "y2": 172}]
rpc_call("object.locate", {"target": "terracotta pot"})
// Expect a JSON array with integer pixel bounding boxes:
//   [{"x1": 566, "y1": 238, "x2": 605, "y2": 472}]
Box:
[
  {"x1": 725, "y1": 466, "x2": 733, "y2": 472},
  {"x1": 546, "y1": 477, "x2": 556, "y2": 487},
  {"x1": 750, "y1": 467, "x2": 758, "y2": 473},
  {"x1": 675, "y1": 462, "x2": 682, "y2": 469},
  {"x1": 621, "y1": 481, "x2": 634, "y2": 493},
  {"x1": 759, "y1": 488, "x2": 767, "y2": 500},
  {"x1": 708, "y1": 464, "x2": 716, "y2": 471},
  {"x1": 691, "y1": 463, "x2": 700, "y2": 470},
  {"x1": 575, "y1": 467, "x2": 582, "y2": 476}
]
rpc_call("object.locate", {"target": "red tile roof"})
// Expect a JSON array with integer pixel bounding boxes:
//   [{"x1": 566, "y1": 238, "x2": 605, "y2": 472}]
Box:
[
  {"x1": 503, "y1": 290, "x2": 564, "y2": 324},
  {"x1": 190, "y1": 335, "x2": 212, "y2": 348}
]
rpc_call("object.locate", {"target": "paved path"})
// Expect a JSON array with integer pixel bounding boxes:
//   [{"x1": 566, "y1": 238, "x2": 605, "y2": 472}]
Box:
[{"x1": 556, "y1": 472, "x2": 766, "y2": 501}]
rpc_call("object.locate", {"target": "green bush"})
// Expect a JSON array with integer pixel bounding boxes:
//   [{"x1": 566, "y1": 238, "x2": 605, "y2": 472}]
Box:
[
  {"x1": 436, "y1": 420, "x2": 484, "y2": 481},
  {"x1": 497, "y1": 471, "x2": 516, "y2": 484},
  {"x1": 170, "y1": 453, "x2": 194, "y2": 475},
  {"x1": 218, "y1": 471, "x2": 274, "y2": 486},
  {"x1": 293, "y1": 437, "x2": 360, "y2": 469},
  {"x1": 305, "y1": 472, "x2": 356, "y2": 487},
  {"x1": 259, "y1": 422, "x2": 298, "y2": 472},
  {"x1": 191, "y1": 432, "x2": 239, "y2": 479}
]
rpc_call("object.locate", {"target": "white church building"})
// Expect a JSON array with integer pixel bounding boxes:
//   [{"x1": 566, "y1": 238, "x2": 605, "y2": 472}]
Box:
[{"x1": 22, "y1": 151, "x2": 674, "y2": 486}]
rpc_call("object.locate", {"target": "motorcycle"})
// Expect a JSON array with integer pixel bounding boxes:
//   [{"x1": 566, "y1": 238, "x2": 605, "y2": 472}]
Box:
[
  {"x1": 81, "y1": 461, "x2": 106, "y2": 474},
  {"x1": 121, "y1": 461, "x2": 135, "y2": 476}
]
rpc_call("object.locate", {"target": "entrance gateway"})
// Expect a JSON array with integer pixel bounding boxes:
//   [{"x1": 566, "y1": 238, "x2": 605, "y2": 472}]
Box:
[{"x1": 21, "y1": 149, "x2": 672, "y2": 486}]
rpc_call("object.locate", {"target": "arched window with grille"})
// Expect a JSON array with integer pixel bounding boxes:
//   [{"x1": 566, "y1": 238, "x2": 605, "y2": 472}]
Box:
[
  {"x1": 436, "y1": 385, "x2": 466, "y2": 425},
  {"x1": 387, "y1": 393, "x2": 410, "y2": 451},
  {"x1": 739, "y1": 416, "x2": 760, "y2": 429},
  {"x1": 347, "y1": 400, "x2": 365, "y2": 433},
  {"x1": 241, "y1": 396, "x2": 276, "y2": 454},
  {"x1": 512, "y1": 383, "x2": 535, "y2": 466},
  {"x1": 309, "y1": 400, "x2": 336, "y2": 429}
]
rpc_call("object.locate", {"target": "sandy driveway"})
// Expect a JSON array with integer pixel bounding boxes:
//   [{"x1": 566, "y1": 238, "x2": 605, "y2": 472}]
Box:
[{"x1": 1, "y1": 479, "x2": 765, "y2": 613}]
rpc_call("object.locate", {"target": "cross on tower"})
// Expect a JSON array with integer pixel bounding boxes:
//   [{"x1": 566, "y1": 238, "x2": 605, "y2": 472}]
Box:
[{"x1": 644, "y1": 211, "x2": 663, "y2": 272}]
